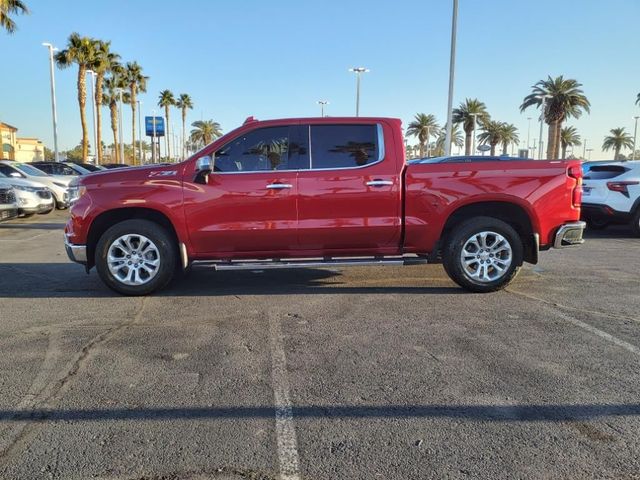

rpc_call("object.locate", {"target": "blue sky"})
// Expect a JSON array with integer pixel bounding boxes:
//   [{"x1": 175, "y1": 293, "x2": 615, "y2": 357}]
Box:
[{"x1": 1, "y1": 0, "x2": 639, "y2": 159}]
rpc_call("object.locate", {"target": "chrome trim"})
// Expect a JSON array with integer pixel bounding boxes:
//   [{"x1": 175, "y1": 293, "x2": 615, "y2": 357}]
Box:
[
  {"x1": 64, "y1": 238, "x2": 87, "y2": 263},
  {"x1": 266, "y1": 183, "x2": 293, "y2": 189},
  {"x1": 179, "y1": 242, "x2": 189, "y2": 270},
  {"x1": 553, "y1": 221, "x2": 586, "y2": 248},
  {"x1": 366, "y1": 180, "x2": 393, "y2": 187},
  {"x1": 377, "y1": 123, "x2": 385, "y2": 163}
]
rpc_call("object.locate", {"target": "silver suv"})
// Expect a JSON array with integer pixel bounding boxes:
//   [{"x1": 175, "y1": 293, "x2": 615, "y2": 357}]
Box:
[{"x1": 0, "y1": 182, "x2": 19, "y2": 222}]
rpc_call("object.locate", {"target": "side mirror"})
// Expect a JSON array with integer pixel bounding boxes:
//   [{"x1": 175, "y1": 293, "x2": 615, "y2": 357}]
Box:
[
  {"x1": 9, "y1": 172, "x2": 21, "y2": 178},
  {"x1": 194, "y1": 155, "x2": 212, "y2": 184},
  {"x1": 196, "y1": 155, "x2": 212, "y2": 173}
]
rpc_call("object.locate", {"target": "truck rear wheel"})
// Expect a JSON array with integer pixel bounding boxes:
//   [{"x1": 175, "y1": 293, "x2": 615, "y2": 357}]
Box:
[
  {"x1": 443, "y1": 217, "x2": 523, "y2": 293},
  {"x1": 95, "y1": 219, "x2": 176, "y2": 295}
]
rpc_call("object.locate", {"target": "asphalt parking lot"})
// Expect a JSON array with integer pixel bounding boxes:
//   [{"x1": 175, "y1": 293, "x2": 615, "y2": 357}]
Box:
[{"x1": 1, "y1": 211, "x2": 639, "y2": 480}]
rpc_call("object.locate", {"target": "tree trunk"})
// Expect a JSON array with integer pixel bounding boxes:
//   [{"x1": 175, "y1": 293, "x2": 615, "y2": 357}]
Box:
[
  {"x1": 615, "y1": 147, "x2": 621, "y2": 160},
  {"x1": 110, "y1": 100, "x2": 119, "y2": 163},
  {"x1": 554, "y1": 121, "x2": 562, "y2": 160},
  {"x1": 561, "y1": 144, "x2": 567, "y2": 160},
  {"x1": 490, "y1": 143, "x2": 497, "y2": 156},
  {"x1": 165, "y1": 106, "x2": 171, "y2": 160},
  {"x1": 418, "y1": 141, "x2": 425, "y2": 158},
  {"x1": 95, "y1": 74, "x2": 104, "y2": 165},
  {"x1": 502, "y1": 142, "x2": 508, "y2": 155},
  {"x1": 130, "y1": 85, "x2": 137, "y2": 166},
  {"x1": 181, "y1": 109, "x2": 186, "y2": 160},
  {"x1": 77, "y1": 65, "x2": 88, "y2": 161},
  {"x1": 464, "y1": 128, "x2": 472, "y2": 156},
  {"x1": 546, "y1": 120, "x2": 557, "y2": 160}
]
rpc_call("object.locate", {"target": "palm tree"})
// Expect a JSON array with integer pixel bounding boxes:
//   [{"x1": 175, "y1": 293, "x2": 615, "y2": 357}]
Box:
[
  {"x1": 499, "y1": 123, "x2": 519, "y2": 155},
  {"x1": 478, "y1": 120, "x2": 504, "y2": 156},
  {"x1": 158, "y1": 90, "x2": 175, "y2": 159},
  {"x1": 175, "y1": 94, "x2": 194, "y2": 160},
  {"x1": 0, "y1": 0, "x2": 28, "y2": 34},
  {"x1": 406, "y1": 114, "x2": 439, "y2": 158},
  {"x1": 91, "y1": 40, "x2": 119, "y2": 165},
  {"x1": 520, "y1": 76, "x2": 590, "y2": 160},
  {"x1": 125, "y1": 62, "x2": 148, "y2": 165},
  {"x1": 602, "y1": 127, "x2": 633, "y2": 160},
  {"x1": 190, "y1": 120, "x2": 222, "y2": 148},
  {"x1": 452, "y1": 98, "x2": 490, "y2": 155},
  {"x1": 102, "y1": 72, "x2": 128, "y2": 163},
  {"x1": 560, "y1": 126, "x2": 581, "y2": 159},
  {"x1": 55, "y1": 33, "x2": 96, "y2": 161},
  {"x1": 435, "y1": 124, "x2": 463, "y2": 156}
]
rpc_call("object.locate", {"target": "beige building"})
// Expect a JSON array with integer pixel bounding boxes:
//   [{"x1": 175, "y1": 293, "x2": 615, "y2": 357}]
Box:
[
  {"x1": 0, "y1": 122, "x2": 45, "y2": 162},
  {"x1": 15, "y1": 138, "x2": 45, "y2": 162},
  {"x1": 0, "y1": 122, "x2": 17, "y2": 160}
]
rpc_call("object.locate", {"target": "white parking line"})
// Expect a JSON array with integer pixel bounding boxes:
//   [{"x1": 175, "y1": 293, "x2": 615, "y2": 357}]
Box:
[{"x1": 268, "y1": 312, "x2": 301, "y2": 480}]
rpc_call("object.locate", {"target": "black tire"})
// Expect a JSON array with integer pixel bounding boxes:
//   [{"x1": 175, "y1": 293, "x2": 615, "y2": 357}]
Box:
[
  {"x1": 630, "y1": 209, "x2": 640, "y2": 237},
  {"x1": 95, "y1": 219, "x2": 176, "y2": 295},
  {"x1": 586, "y1": 218, "x2": 609, "y2": 230},
  {"x1": 54, "y1": 195, "x2": 68, "y2": 210},
  {"x1": 443, "y1": 216, "x2": 523, "y2": 293}
]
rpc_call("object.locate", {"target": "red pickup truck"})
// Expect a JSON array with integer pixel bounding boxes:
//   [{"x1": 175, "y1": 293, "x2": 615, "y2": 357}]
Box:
[{"x1": 64, "y1": 116, "x2": 585, "y2": 295}]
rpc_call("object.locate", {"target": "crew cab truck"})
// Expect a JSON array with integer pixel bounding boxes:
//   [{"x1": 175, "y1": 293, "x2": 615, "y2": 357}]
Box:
[{"x1": 64, "y1": 117, "x2": 585, "y2": 296}]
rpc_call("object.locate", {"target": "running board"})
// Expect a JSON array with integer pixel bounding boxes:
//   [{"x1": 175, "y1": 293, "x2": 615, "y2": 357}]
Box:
[{"x1": 193, "y1": 256, "x2": 428, "y2": 271}]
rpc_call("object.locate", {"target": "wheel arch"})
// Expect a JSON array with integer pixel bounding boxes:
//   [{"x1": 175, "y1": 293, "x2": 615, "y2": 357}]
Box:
[
  {"x1": 438, "y1": 201, "x2": 538, "y2": 265},
  {"x1": 86, "y1": 207, "x2": 179, "y2": 270}
]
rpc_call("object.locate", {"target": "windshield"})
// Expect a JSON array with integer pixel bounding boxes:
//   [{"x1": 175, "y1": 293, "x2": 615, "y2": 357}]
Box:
[{"x1": 14, "y1": 163, "x2": 49, "y2": 177}]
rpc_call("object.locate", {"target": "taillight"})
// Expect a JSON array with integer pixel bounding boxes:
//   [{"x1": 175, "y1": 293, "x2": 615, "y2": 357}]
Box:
[
  {"x1": 568, "y1": 164, "x2": 583, "y2": 207},
  {"x1": 607, "y1": 181, "x2": 639, "y2": 196}
]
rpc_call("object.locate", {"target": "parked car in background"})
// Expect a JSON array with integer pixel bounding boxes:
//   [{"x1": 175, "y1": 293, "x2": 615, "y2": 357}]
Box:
[
  {"x1": 0, "y1": 182, "x2": 19, "y2": 222},
  {"x1": 0, "y1": 160, "x2": 69, "y2": 209},
  {"x1": 64, "y1": 116, "x2": 585, "y2": 295},
  {"x1": 101, "y1": 163, "x2": 132, "y2": 169},
  {"x1": 0, "y1": 172, "x2": 54, "y2": 217},
  {"x1": 581, "y1": 160, "x2": 640, "y2": 235},
  {"x1": 67, "y1": 161, "x2": 106, "y2": 173},
  {"x1": 32, "y1": 161, "x2": 92, "y2": 176}
]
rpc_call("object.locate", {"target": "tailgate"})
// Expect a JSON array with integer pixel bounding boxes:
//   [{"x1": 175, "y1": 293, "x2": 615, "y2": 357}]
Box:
[{"x1": 582, "y1": 164, "x2": 630, "y2": 204}]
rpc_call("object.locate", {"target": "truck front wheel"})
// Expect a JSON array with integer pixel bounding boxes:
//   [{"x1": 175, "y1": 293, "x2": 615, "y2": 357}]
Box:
[
  {"x1": 95, "y1": 219, "x2": 176, "y2": 295},
  {"x1": 443, "y1": 217, "x2": 523, "y2": 293}
]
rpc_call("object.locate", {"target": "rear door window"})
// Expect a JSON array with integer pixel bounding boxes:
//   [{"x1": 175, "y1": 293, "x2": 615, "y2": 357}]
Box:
[
  {"x1": 309, "y1": 124, "x2": 381, "y2": 169},
  {"x1": 214, "y1": 126, "x2": 291, "y2": 172}
]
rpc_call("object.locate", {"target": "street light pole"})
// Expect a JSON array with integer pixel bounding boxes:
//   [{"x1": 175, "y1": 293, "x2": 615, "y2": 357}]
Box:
[
  {"x1": 137, "y1": 100, "x2": 143, "y2": 163},
  {"x1": 587, "y1": 148, "x2": 593, "y2": 161},
  {"x1": 42, "y1": 43, "x2": 60, "y2": 162},
  {"x1": 582, "y1": 138, "x2": 587, "y2": 160},
  {"x1": 526, "y1": 117, "x2": 532, "y2": 153},
  {"x1": 87, "y1": 70, "x2": 98, "y2": 163},
  {"x1": 317, "y1": 100, "x2": 328, "y2": 117},
  {"x1": 633, "y1": 116, "x2": 639, "y2": 161},
  {"x1": 444, "y1": 0, "x2": 458, "y2": 157},
  {"x1": 152, "y1": 109, "x2": 157, "y2": 164},
  {"x1": 349, "y1": 67, "x2": 369, "y2": 116}
]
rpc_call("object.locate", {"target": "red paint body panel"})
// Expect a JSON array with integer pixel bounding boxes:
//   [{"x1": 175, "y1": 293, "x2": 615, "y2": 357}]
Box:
[{"x1": 65, "y1": 116, "x2": 581, "y2": 266}]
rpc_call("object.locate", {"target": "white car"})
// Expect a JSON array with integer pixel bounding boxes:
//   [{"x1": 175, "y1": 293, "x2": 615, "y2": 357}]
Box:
[
  {"x1": 0, "y1": 160, "x2": 69, "y2": 209},
  {"x1": 0, "y1": 172, "x2": 54, "y2": 216},
  {"x1": 581, "y1": 160, "x2": 640, "y2": 236},
  {"x1": 0, "y1": 181, "x2": 19, "y2": 222}
]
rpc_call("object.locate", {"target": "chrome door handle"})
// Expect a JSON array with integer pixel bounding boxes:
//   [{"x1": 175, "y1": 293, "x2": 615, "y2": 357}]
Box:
[
  {"x1": 366, "y1": 180, "x2": 393, "y2": 187},
  {"x1": 266, "y1": 183, "x2": 293, "y2": 189}
]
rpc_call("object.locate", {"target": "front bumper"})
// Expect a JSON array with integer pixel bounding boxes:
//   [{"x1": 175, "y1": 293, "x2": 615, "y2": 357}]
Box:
[
  {"x1": 64, "y1": 237, "x2": 87, "y2": 264},
  {"x1": 0, "y1": 207, "x2": 19, "y2": 221},
  {"x1": 553, "y1": 221, "x2": 586, "y2": 248}
]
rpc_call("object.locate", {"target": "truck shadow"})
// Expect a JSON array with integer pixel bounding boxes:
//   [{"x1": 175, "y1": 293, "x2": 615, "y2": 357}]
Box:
[
  {"x1": 584, "y1": 225, "x2": 637, "y2": 239},
  {"x1": 0, "y1": 263, "x2": 464, "y2": 298}
]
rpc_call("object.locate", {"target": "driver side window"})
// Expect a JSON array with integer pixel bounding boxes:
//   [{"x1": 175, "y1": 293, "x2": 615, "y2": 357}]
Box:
[{"x1": 214, "y1": 127, "x2": 290, "y2": 173}]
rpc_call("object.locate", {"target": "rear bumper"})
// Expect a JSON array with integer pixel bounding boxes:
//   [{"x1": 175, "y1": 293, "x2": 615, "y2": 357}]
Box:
[
  {"x1": 581, "y1": 203, "x2": 631, "y2": 224},
  {"x1": 553, "y1": 221, "x2": 586, "y2": 248},
  {"x1": 64, "y1": 237, "x2": 87, "y2": 264}
]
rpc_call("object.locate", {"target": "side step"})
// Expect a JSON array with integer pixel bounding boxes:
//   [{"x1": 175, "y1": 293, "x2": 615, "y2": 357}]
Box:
[{"x1": 194, "y1": 255, "x2": 428, "y2": 271}]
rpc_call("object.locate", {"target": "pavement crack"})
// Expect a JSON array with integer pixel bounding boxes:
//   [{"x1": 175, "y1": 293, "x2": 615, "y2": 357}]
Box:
[{"x1": 0, "y1": 297, "x2": 150, "y2": 467}]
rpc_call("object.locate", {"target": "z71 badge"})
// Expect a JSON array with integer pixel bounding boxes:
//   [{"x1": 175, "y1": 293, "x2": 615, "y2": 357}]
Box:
[{"x1": 148, "y1": 170, "x2": 177, "y2": 177}]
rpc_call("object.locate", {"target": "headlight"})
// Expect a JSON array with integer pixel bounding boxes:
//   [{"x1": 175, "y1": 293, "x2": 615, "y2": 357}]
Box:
[
  {"x1": 53, "y1": 181, "x2": 67, "y2": 188},
  {"x1": 68, "y1": 184, "x2": 87, "y2": 205},
  {"x1": 13, "y1": 185, "x2": 40, "y2": 192}
]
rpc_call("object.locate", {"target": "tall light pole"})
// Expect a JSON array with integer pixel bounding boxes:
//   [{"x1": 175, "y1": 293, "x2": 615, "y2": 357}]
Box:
[
  {"x1": 152, "y1": 109, "x2": 157, "y2": 163},
  {"x1": 470, "y1": 113, "x2": 478, "y2": 155},
  {"x1": 348, "y1": 67, "x2": 369, "y2": 117},
  {"x1": 526, "y1": 117, "x2": 532, "y2": 153},
  {"x1": 137, "y1": 100, "x2": 143, "y2": 163},
  {"x1": 538, "y1": 95, "x2": 550, "y2": 160},
  {"x1": 42, "y1": 43, "x2": 60, "y2": 162},
  {"x1": 582, "y1": 138, "x2": 588, "y2": 160},
  {"x1": 317, "y1": 100, "x2": 329, "y2": 117},
  {"x1": 632, "y1": 116, "x2": 639, "y2": 161},
  {"x1": 87, "y1": 70, "x2": 98, "y2": 163},
  {"x1": 444, "y1": 0, "x2": 458, "y2": 157},
  {"x1": 587, "y1": 148, "x2": 593, "y2": 161}
]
